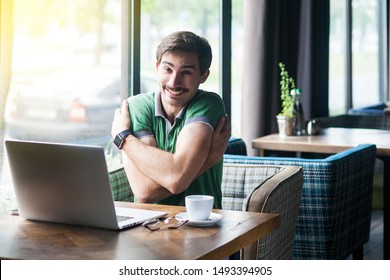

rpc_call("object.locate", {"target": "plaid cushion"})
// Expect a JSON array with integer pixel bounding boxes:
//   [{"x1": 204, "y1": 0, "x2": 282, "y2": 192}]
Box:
[
  {"x1": 224, "y1": 144, "x2": 377, "y2": 259},
  {"x1": 222, "y1": 165, "x2": 282, "y2": 211},
  {"x1": 108, "y1": 165, "x2": 134, "y2": 202},
  {"x1": 222, "y1": 164, "x2": 303, "y2": 260}
]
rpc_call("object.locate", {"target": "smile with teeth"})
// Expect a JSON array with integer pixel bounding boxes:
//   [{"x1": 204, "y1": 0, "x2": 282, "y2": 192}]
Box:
[{"x1": 166, "y1": 87, "x2": 186, "y2": 95}]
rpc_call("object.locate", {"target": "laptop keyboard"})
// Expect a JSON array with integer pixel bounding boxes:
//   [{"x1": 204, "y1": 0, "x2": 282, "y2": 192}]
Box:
[{"x1": 117, "y1": 215, "x2": 133, "y2": 222}]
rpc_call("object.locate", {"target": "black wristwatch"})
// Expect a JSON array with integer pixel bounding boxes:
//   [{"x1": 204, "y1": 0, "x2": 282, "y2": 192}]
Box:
[{"x1": 113, "y1": 130, "x2": 132, "y2": 149}]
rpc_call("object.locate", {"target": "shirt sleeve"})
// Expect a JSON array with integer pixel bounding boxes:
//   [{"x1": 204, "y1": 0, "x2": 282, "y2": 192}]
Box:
[
  {"x1": 184, "y1": 90, "x2": 226, "y2": 131},
  {"x1": 127, "y1": 93, "x2": 155, "y2": 138}
]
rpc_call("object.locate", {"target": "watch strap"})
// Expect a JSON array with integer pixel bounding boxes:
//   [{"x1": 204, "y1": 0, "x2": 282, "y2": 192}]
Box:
[
  {"x1": 114, "y1": 130, "x2": 132, "y2": 149},
  {"x1": 118, "y1": 130, "x2": 132, "y2": 139}
]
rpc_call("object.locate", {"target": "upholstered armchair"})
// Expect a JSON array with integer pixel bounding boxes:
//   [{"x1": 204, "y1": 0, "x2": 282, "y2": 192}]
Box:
[
  {"x1": 348, "y1": 102, "x2": 390, "y2": 116},
  {"x1": 224, "y1": 144, "x2": 377, "y2": 259},
  {"x1": 222, "y1": 163, "x2": 303, "y2": 259},
  {"x1": 314, "y1": 114, "x2": 390, "y2": 130},
  {"x1": 225, "y1": 137, "x2": 247, "y2": 155}
]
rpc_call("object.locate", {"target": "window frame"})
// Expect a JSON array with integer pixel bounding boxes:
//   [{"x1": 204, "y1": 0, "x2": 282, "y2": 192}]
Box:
[{"x1": 343, "y1": 0, "x2": 389, "y2": 112}]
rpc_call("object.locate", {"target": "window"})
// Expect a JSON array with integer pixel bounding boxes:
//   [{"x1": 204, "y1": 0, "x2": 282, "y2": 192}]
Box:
[
  {"x1": 329, "y1": 0, "x2": 388, "y2": 115},
  {"x1": 135, "y1": 0, "x2": 244, "y2": 135},
  {"x1": 4, "y1": 0, "x2": 122, "y2": 146},
  {"x1": 0, "y1": 0, "x2": 123, "y2": 212},
  {"x1": 139, "y1": 0, "x2": 220, "y2": 94},
  {"x1": 0, "y1": 0, "x2": 244, "y2": 212},
  {"x1": 231, "y1": 0, "x2": 244, "y2": 135}
]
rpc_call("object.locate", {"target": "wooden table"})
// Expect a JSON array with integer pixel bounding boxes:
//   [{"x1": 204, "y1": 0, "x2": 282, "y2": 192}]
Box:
[
  {"x1": 252, "y1": 127, "x2": 390, "y2": 260},
  {"x1": 0, "y1": 202, "x2": 280, "y2": 260}
]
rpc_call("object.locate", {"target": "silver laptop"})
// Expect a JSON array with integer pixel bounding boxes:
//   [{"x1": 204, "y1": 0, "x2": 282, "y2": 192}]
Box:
[{"x1": 5, "y1": 139, "x2": 167, "y2": 230}]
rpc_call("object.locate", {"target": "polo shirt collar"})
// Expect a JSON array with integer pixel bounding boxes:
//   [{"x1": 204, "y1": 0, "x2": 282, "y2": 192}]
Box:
[{"x1": 155, "y1": 91, "x2": 187, "y2": 121}]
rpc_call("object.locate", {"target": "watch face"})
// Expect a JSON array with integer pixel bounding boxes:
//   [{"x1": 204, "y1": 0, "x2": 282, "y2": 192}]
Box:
[
  {"x1": 113, "y1": 130, "x2": 131, "y2": 149},
  {"x1": 113, "y1": 135, "x2": 123, "y2": 149}
]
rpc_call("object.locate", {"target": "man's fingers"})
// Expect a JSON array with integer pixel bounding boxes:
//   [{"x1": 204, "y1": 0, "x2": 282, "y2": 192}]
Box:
[
  {"x1": 214, "y1": 115, "x2": 226, "y2": 133},
  {"x1": 224, "y1": 115, "x2": 231, "y2": 136},
  {"x1": 121, "y1": 100, "x2": 129, "y2": 116},
  {"x1": 220, "y1": 114, "x2": 231, "y2": 139},
  {"x1": 111, "y1": 100, "x2": 130, "y2": 137},
  {"x1": 215, "y1": 114, "x2": 231, "y2": 134}
]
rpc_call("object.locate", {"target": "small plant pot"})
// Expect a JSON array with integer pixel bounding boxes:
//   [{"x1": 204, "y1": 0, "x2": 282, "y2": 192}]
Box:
[{"x1": 276, "y1": 115, "x2": 295, "y2": 137}]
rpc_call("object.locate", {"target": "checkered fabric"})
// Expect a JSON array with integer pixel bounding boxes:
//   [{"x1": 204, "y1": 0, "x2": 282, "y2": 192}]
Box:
[
  {"x1": 108, "y1": 165, "x2": 134, "y2": 202},
  {"x1": 222, "y1": 164, "x2": 303, "y2": 260},
  {"x1": 223, "y1": 144, "x2": 377, "y2": 259},
  {"x1": 225, "y1": 137, "x2": 247, "y2": 155}
]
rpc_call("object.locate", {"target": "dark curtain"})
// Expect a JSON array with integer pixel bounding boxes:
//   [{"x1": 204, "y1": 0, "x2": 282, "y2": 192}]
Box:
[{"x1": 241, "y1": 0, "x2": 330, "y2": 155}]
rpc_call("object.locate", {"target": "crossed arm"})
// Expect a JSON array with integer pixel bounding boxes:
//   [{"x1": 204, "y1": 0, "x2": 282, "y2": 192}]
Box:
[{"x1": 111, "y1": 100, "x2": 231, "y2": 203}]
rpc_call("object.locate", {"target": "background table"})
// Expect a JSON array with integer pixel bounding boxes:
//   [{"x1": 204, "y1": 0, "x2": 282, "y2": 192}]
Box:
[
  {"x1": 0, "y1": 202, "x2": 280, "y2": 260},
  {"x1": 252, "y1": 127, "x2": 390, "y2": 259}
]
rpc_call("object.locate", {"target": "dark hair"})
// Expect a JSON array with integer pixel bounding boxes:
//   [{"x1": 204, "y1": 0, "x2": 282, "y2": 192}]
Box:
[{"x1": 156, "y1": 31, "x2": 212, "y2": 75}]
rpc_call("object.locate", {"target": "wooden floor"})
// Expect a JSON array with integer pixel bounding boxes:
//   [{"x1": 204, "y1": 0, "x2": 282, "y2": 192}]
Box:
[{"x1": 348, "y1": 209, "x2": 383, "y2": 260}]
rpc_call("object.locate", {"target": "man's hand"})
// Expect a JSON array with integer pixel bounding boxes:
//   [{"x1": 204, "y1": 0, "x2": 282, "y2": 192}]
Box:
[
  {"x1": 191, "y1": 115, "x2": 231, "y2": 178},
  {"x1": 207, "y1": 115, "x2": 231, "y2": 167},
  {"x1": 111, "y1": 100, "x2": 131, "y2": 137}
]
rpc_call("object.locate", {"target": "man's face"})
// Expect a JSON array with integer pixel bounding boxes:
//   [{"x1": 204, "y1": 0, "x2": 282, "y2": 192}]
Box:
[{"x1": 156, "y1": 50, "x2": 209, "y2": 115}]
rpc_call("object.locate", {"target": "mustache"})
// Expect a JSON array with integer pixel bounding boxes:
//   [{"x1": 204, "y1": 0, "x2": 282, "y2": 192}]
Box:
[{"x1": 163, "y1": 85, "x2": 189, "y2": 93}]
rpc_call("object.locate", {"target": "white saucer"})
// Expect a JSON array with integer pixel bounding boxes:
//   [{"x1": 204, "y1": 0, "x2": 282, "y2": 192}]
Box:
[{"x1": 175, "y1": 212, "x2": 223, "y2": 227}]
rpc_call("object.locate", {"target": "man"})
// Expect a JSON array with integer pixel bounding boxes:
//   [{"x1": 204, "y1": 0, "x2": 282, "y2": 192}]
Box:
[{"x1": 111, "y1": 31, "x2": 230, "y2": 208}]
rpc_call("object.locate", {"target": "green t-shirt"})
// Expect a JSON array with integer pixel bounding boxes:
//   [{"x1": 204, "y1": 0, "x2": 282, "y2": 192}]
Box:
[{"x1": 127, "y1": 89, "x2": 226, "y2": 208}]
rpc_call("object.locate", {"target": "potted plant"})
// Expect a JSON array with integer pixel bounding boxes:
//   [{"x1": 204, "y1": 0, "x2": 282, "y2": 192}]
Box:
[{"x1": 277, "y1": 62, "x2": 297, "y2": 137}]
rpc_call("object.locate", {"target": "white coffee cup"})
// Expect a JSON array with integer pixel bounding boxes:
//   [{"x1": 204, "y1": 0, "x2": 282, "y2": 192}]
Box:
[{"x1": 185, "y1": 195, "x2": 214, "y2": 221}]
